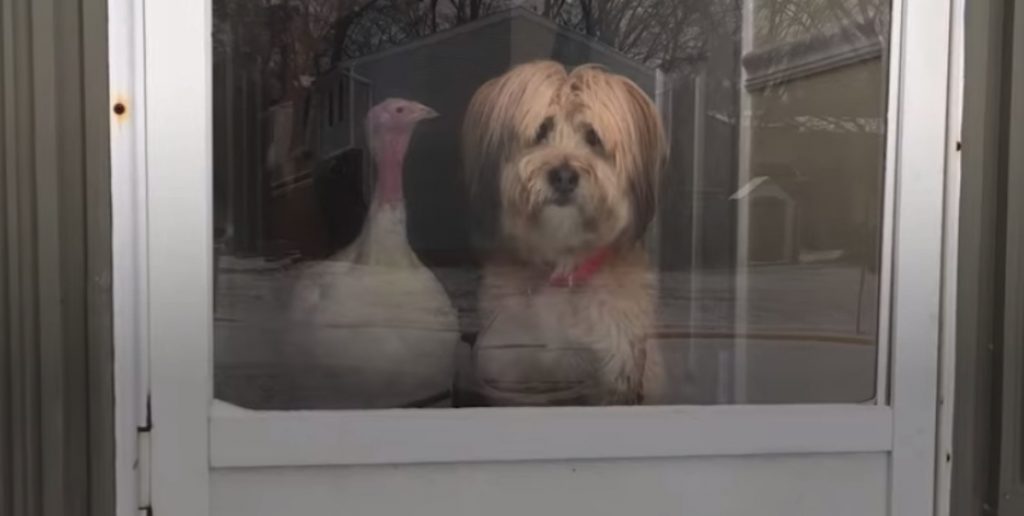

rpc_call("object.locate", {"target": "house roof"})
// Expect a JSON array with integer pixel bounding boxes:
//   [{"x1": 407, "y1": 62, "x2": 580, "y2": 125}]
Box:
[{"x1": 337, "y1": 6, "x2": 656, "y2": 77}]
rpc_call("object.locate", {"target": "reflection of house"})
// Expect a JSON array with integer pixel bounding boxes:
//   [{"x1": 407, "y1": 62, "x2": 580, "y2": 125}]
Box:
[
  {"x1": 262, "y1": 72, "x2": 374, "y2": 259},
  {"x1": 271, "y1": 7, "x2": 663, "y2": 265},
  {"x1": 265, "y1": 7, "x2": 740, "y2": 269},
  {"x1": 741, "y1": 18, "x2": 886, "y2": 269},
  {"x1": 311, "y1": 71, "x2": 373, "y2": 163}
]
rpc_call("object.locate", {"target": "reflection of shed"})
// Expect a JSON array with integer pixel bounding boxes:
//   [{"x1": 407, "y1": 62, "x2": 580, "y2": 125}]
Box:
[
  {"x1": 263, "y1": 71, "x2": 375, "y2": 259},
  {"x1": 741, "y1": 20, "x2": 886, "y2": 269},
  {"x1": 270, "y1": 7, "x2": 669, "y2": 265},
  {"x1": 732, "y1": 177, "x2": 796, "y2": 264},
  {"x1": 347, "y1": 7, "x2": 660, "y2": 266},
  {"x1": 265, "y1": 7, "x2": 741, "y2": 272},
  {"x1": 312, "y1": 71, "x2": 373, "y2": 162}
]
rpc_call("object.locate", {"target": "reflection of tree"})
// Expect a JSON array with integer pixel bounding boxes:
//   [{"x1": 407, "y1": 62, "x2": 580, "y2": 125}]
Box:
[
  {"x1": 215, "y1": 0, "x2": 381, "y2": 107},
  {"x1": 340, "y1": 0, "x2": 512, "y2": 59},
  {"x1": 754, "y1": 0, "x2": 886, "y2": 47},
  {"x1": 750, "y1": 0, "x2": 888, "y2": 99},
  {"x1": 541, "y1": 0, "x2": 736, "y2": 72},
  {"x1": 213, "y1": 0, "x2": 891, "y2": 107},
  {"x1": 214, "y1": 0, "x2": 522, "y2": 108}
]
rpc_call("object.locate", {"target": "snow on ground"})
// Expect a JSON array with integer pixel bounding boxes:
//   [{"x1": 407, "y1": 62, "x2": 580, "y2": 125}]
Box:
[{"x1": 214, "y1": 260, "x2": 879, "y2": 409}]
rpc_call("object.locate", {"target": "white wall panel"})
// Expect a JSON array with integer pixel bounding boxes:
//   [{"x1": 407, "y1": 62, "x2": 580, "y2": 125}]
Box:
[{"x1": 212, "y1": 454, "x2": 887, "y2": 516}]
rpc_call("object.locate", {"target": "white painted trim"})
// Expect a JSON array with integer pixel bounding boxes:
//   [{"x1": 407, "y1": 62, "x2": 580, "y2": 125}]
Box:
[
  {"x1": 936, "y1": 2, "x2": 965, "y2": 515},
  {"x1": 888, "y1": 0, "x2": 953, "y2": 515},
  {"x1": 145, "y1": 0, "x2": 212, "y2": 515},
  {"x1": 876, "y1": 5, "x2": 900, "y2": 408},
  {"x1": 210, "y1": 403, "x2": 893, "y2": 468},
  {"x1": 108, "y1": 0, "x2": 148, "y2": 514}
]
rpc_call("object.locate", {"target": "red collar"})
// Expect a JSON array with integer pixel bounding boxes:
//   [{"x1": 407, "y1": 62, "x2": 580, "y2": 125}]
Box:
[{"x1": 548, "y1": 247, "x2": 613, "y2": 287}]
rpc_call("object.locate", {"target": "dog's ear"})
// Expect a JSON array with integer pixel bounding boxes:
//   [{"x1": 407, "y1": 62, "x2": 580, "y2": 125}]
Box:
[
  {"x1": 462, "y1": 78, "x2": 497, "y2": 196},
  {"x1": 462, "y1": 77, "x2": 505, "y2": 253},
  {"x1": 619, "y1": 77, "x2": 667, "y2": 241},
  {"x1": 462, "y1": 61, "x2": 565, "y2": 181},
  {"x1": 462, "y1": 61, "x2": 567, "y2": 252}
]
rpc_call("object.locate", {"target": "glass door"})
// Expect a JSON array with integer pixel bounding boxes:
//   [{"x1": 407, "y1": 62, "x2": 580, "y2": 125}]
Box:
[
  {"x1": 210, "y1": 0, "x2": 888, "y2": 411},
  {"x1": 124, "y1": 0, "x2": 959, "y2": 514}
]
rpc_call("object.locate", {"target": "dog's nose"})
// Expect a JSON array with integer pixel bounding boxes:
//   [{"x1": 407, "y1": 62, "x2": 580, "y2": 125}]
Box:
[{"x1": 547, "y1": 166, "x2": 579, "y2": 195}]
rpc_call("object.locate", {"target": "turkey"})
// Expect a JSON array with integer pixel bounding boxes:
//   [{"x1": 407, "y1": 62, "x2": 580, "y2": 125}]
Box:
[{"x1": 290, "y1": 98, "x2": 459, "y2": 409}]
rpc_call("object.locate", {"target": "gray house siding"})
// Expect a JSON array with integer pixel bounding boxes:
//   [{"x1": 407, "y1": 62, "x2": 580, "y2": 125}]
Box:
[{"x1": 0, "y1": 0, "x2": 114, "y2": 515}]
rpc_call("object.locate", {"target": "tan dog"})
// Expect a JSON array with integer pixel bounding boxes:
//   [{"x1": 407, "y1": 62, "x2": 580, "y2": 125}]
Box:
[{"x1": 460, "y1": 60, "x2": 667, "y2": 406}]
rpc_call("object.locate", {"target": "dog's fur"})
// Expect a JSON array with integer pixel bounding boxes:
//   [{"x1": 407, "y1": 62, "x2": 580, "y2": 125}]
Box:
[{"x1": 460, "y1": 60, "x2": 667, "y2": 405}]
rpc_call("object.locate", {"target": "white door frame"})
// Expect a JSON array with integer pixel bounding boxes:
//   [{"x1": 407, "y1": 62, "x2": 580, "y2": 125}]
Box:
[
  {"x1": 113, "y1": 0, "x2": 961, "y2": 514},
  {"x1": 108, "y1": 0, "x2": 150, "y2": 514},
  {"x1": 141, "y1": 1, "x2": 213, "y2": 515}
]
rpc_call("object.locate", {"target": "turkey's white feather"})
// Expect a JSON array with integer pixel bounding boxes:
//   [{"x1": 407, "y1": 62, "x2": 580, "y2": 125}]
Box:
[
  {"x1": 291, "y1": 202, "x2": 459, "y2": 408},
  {"x1": 289, "y1": 98, "x2": 457, "y2": 408}
]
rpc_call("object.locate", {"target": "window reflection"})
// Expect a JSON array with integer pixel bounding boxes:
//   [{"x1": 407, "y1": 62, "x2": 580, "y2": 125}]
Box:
[{"x1": 213, "y1": 0, "x2": 889, "y2": 409}]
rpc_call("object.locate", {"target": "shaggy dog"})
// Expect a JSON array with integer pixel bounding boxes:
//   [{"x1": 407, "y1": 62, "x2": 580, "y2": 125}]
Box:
[{"x1": 459, "y1": 60, "x2": 667, "y2": 406}]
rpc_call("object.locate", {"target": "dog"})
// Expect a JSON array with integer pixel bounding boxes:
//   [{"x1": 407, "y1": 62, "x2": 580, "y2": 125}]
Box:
[{"x1": 458, "y1": 60, "x2": 668, "y2": 406}]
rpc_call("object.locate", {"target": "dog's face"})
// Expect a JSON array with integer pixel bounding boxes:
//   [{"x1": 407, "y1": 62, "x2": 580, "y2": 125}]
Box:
[{"x1": 463, "y1": 61, "x2": 666, "y2": 265}]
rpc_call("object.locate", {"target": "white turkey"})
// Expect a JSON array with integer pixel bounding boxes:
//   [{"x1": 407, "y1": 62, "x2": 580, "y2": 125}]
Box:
[{"x1": 290, "y1": 98, "x2": 459, "y2": 408}]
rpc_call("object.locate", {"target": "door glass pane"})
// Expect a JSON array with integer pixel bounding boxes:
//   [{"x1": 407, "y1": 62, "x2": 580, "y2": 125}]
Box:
[{"x1": 212, "y1": 0, "x2": 890, "y2": 409}]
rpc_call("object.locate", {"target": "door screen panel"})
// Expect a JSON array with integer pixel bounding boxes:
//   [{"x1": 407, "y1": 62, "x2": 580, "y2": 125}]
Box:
[{"x1": 212, "y1": 0, "x2": 891, "y2": 410}]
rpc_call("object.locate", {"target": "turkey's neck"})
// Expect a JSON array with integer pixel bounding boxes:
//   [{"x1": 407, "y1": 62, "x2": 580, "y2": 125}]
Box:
[{"x1": 372, "y1": 131, "x2": 412, "y2": 206}]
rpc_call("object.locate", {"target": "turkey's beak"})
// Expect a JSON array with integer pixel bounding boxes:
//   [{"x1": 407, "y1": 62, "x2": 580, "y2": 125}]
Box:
[{"x1": 416, "y1": 104, "x2": 439, "y2": 121}]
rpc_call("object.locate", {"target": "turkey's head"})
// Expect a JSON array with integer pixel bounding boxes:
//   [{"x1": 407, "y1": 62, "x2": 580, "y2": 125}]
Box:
[
  {"x1": 367, "y1": 98, "x2": 438, "y2": 150},
  {"x1": 366, "y1": 98, "x2": 438, "y2": 205}
]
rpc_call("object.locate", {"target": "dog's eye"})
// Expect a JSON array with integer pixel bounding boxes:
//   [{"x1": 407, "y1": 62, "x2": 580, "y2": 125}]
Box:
[
  {"x1": 584, "y1": 128, "x2": 603, "y2": 149},
  {"x1": 535, "y1": 118, "x2": 553, "y2": 144},
  {"x1": 396, "y1": 106, "x2": 405, "y2": 114}
]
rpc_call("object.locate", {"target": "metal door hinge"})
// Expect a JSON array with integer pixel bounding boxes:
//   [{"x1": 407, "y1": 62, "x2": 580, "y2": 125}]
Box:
[{"x1": 138, "y1": 395, "x2": 153, "y2": 516}]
